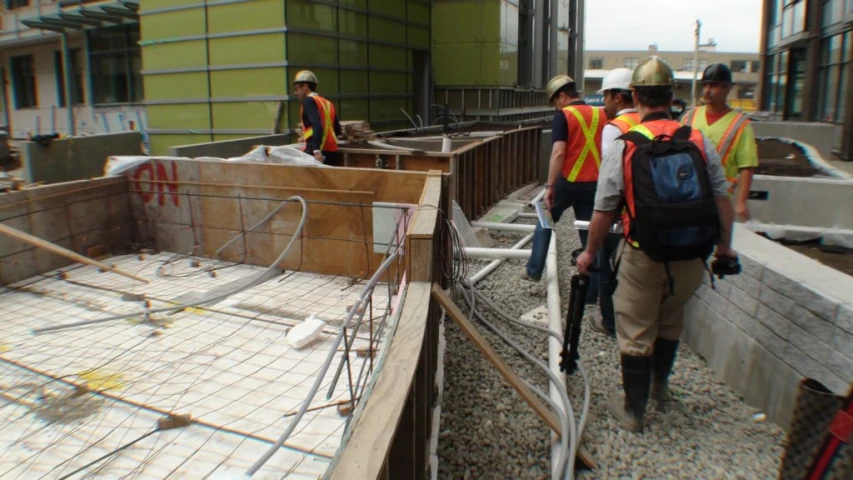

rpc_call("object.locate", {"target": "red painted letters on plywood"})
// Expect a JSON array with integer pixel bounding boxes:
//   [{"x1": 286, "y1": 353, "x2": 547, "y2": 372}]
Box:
[{"x1": 134, "y1": 160, "x2": 180, "y2": 207}]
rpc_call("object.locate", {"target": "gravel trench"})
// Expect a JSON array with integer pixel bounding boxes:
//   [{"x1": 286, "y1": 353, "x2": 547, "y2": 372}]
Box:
[{"x1": 437, "y1": 211, "x2": 786, "y2": 479}]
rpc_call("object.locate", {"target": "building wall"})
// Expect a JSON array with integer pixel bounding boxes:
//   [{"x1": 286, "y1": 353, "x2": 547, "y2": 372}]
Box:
[
  {"x1": 140, "y1": 0, "x2": 430, "y2": 156},
  {"x1": 0, "y1": 2, "x2": 147, "y2": 141},
  {"x1": 759, "y1": 0, "x2": 853, "y2": 159}
]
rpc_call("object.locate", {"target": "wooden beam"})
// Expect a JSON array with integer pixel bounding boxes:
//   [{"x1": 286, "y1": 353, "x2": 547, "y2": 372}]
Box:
[
  {"x1": 432, "y1": 284, "x2": 597, "y2": 470},
  {"x1": 0, "y1": 222, "x2": 149, "y2": 283},
  {"x1": 328, "y1": 282, "x2": 432, "y2": 479},
  {"x1": 406, "y1": 171, "x2": 443, "y2": 282}
]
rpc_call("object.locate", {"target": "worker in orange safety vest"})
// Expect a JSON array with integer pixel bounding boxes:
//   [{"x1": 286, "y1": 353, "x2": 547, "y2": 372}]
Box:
[
  {"x1": 293, "y1": 70, "x2": 343, "y2": 166},
  {"x1": 522, "y1": 74, "x2": 607, "y2": 310},
  {"x1": 680, "y1": 63, "x2": 758, "y2": 221}
]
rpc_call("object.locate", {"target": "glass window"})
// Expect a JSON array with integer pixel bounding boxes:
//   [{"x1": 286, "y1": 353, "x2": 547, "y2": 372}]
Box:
[
  {"x1": 88, "y1": 25, "x2": 143, "y2": 104},
  {"x1": 54, "y1": 49, "x2": 85, "y2": 107},
  {"x1": 5, "y1": 0, "x2": 30, "y2": 9},
  {"x1": 731, "y1": 60, "x2": 749, "y2": 73},
  {"x1": 589, "y1": 57, "x2": 603, "y2": 69},
  {"x1": 10, "y1": 55, "x2": 37, "y2": 109},
  {"x1": 751, "y1": 61, "x2": 760, "y2": 73},
  {"x1": 683, "y1": 59, "x2": 694, "y2": 70},
  {"x1": 792, "y1": 1, "x2": 806, "y2": 34},
  {"x1": 817, "y1": 32, "x2": 849, "y2": 122},
  {"x1": 624, "y1": 57, "x2": 639, "y2": 68},
  {"x1": 823, "y1": 0, "x2": 845, "y2": 26}
]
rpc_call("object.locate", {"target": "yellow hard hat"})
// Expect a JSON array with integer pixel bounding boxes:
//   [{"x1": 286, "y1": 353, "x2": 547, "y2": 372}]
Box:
[
  {"x1": 631, "y1": 56, "x2": 674, "y2": 88},
  {"x1": 293, "y1": 70, "x2": 318, "y2": 85},
  {"x1": 545, "y1": 75, "x2": 575, "y2": 103}
]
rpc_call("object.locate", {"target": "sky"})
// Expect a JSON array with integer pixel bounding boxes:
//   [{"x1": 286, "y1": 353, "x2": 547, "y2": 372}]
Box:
[{"x1": 585, "y1": 0, "x2": 763, "y2": 53}]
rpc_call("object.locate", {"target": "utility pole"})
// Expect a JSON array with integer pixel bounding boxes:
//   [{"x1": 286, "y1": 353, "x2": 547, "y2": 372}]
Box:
[{"x1": 691, "y1": 19, "x2": 701, "y2": 108}]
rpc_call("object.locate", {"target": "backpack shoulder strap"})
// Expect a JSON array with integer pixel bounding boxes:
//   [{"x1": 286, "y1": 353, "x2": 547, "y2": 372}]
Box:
[
  {"x1": 673, "y1": 125, "x2": 693, "y2": 141},
  {"x1": 617, "y1": 131, "x2": 652, "y2": 145}
]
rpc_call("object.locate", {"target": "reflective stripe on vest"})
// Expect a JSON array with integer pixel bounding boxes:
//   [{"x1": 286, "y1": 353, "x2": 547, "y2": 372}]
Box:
[
  {"x1": 608, "y1": 112, "x2": 640, "y2": 134},
  {"x1": 563, "y1": 106, "x2": 602, "y2": 182},
  {"x1": 301, "y1": 95, "x2": 338, "y2": 152},
  {"x1": 684, "y1": 106, "x2": 748, "y2": 190},
  {"x1": 621, "y1": 120, "x2": 707, "y2": 247},
  {"x1": 681, "y1": 108, "x2": 698, "y2": 127}
]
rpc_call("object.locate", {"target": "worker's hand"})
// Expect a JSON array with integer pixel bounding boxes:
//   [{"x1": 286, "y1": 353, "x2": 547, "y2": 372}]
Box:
[
  {"x1": 714, "y1": 245, "x2": 738, "y2": 260},
  {"x1": 313, "y1": 151, "x2": 325, "y2": 163},
  {"x1": 544, "y1": 186, "x2": 555, "y2": 210},
  {"x1": 575, "y1": 250, "x2": 595, "y2": 275},
  {"x1": 735, "y1": 199, "x2": 750, "y2": 222}
]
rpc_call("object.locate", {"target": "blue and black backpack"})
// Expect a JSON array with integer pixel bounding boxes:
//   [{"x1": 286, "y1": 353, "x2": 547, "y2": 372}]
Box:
[{"x1": 618, "y1": 125, "x2": 721, "y2": 263}]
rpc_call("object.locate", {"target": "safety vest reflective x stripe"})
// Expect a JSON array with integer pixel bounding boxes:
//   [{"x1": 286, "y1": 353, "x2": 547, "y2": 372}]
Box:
[
  {"x1": 612, "y1": 114, "x2": 639, "y2": 133},
  {"x1": 564, "y1": 106, "x2": 601, "y2": 182},
  {"x1": 304, "y1": 97, "x2": 334, "y2": 148},
  {"x1": 717, "y1": 113, "x2": 748, "y2": 170}
]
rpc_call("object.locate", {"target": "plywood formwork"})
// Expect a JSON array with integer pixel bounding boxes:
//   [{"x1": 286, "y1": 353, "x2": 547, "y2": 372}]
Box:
[{"x1": 0, "y1": 161, "x2": 449, "y2": 479}]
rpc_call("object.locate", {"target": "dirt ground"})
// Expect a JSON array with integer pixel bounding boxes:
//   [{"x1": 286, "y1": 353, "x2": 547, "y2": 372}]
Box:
[
  {"x1": 778, "y1": 240, "x2": 853, "y2": 277},
  {"x1": 754, "y1": 138, "x2": 820, "y2": 177}
]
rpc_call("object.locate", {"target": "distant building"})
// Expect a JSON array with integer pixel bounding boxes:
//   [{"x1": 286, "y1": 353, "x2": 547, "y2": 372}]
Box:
[
  {"x1": 758, "y1": 0, "x2": 853, "y2": 159},
  {"x1": 583, "y1": 45, "x2": 760, "y2": 111}
]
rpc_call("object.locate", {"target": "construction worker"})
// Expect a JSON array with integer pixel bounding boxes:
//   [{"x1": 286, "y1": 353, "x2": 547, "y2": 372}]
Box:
[
  {"x1": 681, "y1": 63, "x2": 758, "y2": 221},
  {"x1": 523, "y1": 74, "x2": 606, "y2": 308},
  {"x1": 588, "y1": 68, "x2": 639, "y2": 338},
  {"x1": 575, "y1": 57, "x2": 737, "y2": 433},
  {"x1": 293, "y1": 70, "x2": 342, "y2": 165}
]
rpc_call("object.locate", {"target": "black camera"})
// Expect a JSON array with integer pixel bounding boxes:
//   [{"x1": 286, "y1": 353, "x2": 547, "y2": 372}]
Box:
[{"x1": 711, "y1": 256, "x2": 742, "y2": 279}]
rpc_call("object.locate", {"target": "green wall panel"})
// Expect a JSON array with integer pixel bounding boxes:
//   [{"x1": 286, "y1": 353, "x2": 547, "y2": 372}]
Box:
[
  {"x1": 339, "y1": 99, "x2": 369, "y2": 120},
  {"x1": 408, "y1": 1, "x2": 430, "y2": 25},
  {"x1": 287, "y1": 67, "x2": 338, "y2": 93},
  {"x1": 480, "y1": 0, "x2": 501, "y2": 44},
  {"x1": 340, "y1": 40, "x2": 368, "y2": 66},
  {"x1": 370, "y1": 72, "x2": 409, "y2": 94},
  {"x1": 339, "y1": 10, "x2": 368, "y2": 37},
  {"x1": 432, "y1": 1, "x2": 481, "y2": 44},
  {"x1": 213, "y1": 134, "x2": 258, "y2": 143},
  {"x1": 141, "y1": 10, "x2": 205, "y2": 41},
  {"x1": 144, "y1": 73, "x2": 208, "y2": 100},
  {"x1": 213, "y1": 102, "x2": 280, "y2": 130},
  {"x1": 149, "y1": 134, "x2": 207, "y2": 156},
  {"x1": 208, "y1": 0, "x2": 285, "y2": 34},
  {"x1": 286, "y1": 1, "x2": 337, "y2": 32},
  {"x1": 409, "y1": 26, "x2": 430, "y2": 50},
  {"x1": 368, "y1": 16, "x2": 406, "y2": 43},
  {"x1": 433, "y1": 43, "x2": 481, "y2": 85},
  {"x1": 340, "y1": 0, "x2": 367, "y2": 8},
  {"x1": 480, "y1": 42, "x2": 500, "y2": 86},
  {"x1": 287, "y1": 33, "x2": 338, "y2": 64},
  {"x1": 370, "y1": 98, "x2": 408, "y2": 122},
  {"x1": 369, "y1": 45, "x2": 406, "y2": 69},
  {"x1": 370, "y1": 0, "x2": 406, "y2": 19},
  {"x1": 147, "y1": 104, "x2": 211, "y2": 130},
  {"x1": 210, "y1": 68, "x2": 287, "y2": 98},
  {"x1": 141, "y1": 0, "x2": 198, "y2": 12},
  {"x1": 142, "y1": 41, "x2": 207, "y2": 70},
  {"x1": 209, "y1": 34, "x2": 286, "y2": 66},
  {"x1": 340, "y1": 71, "x2": 368, "y2": 95}
]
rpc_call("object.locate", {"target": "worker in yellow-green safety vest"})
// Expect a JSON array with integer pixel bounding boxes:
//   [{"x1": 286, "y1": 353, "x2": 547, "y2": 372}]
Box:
[
  {"x1": 681, "y1": 63, "x2": 758, "y2": 221},
  {"x1": 293, "y1": 70, "x2": 343, "y2": 166}
]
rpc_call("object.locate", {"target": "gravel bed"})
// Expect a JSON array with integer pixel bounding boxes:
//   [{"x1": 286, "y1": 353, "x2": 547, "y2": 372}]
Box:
[{"x1": 437, "y1": 211, "x2": 786, "y2": 479}]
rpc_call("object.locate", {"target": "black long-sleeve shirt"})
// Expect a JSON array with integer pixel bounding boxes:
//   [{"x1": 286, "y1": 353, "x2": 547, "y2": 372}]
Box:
[{"x1": 301, "y1": 95, "x2": 342, "y2": 153}]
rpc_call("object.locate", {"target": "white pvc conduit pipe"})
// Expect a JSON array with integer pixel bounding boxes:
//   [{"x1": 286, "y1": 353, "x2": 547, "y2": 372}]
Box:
[
  {"x1": 470, "y1": 221, "x2": 536, "y2": 233},
  {"x1": 529, "y1": 187, "x2": 547, "y2": 207},
  {"x1": 467, "y1": 233, "x2": 533, "y2": 285},
  {"x1": 463, "y1": 247, "x2": 532, "y2": 260}
]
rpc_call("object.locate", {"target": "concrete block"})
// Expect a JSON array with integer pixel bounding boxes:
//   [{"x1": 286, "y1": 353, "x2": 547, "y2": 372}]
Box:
[
  {"x1": 759, "y1": 284, "x2": 837, "y2": 344},
  {"x1": 743, "y1": 342, "x2": 800, "y2": 431},
  {"x1": 835, "y1": 304, "x2": 853, "y2": 335},
  {"x1": 21, "y1": 132, "x2": 141, "y2": 185},
  {"x1": 755, "y1": 304, "x2": 793, "y2": 340},
  {"x1": 826, "y1": 349, "x2": 853, "y2": 383},
  {"x1": 831, "y1": 326, "x2": 853, "y2": 359},
  {"x1": 787, "y1": 323, "x2": 829, "y2": 365},
  {"x1": 822, "y1": 373, "x2": 851, "y2": 396},
  {"x1": 706, "y1": 315, "x2": 754, "y2": 396},
  {"x1": 739, "y1": 254, "x2": 765, "y2": 281},
  {"x1": 762, "y1": 268, "x2": 839, "y2": 322},
  {"x1": 751, "y1": 320, "x2": 789, "y2": 359},
  {"x1": 727, "y1": 272, "x2": 761, "y2": 299},
  {"x1": 471, "y1": 228, "x2": 494, "y2": 248},
  {"x1": 727, "y1": 283, "x2": 759, "y2": 317},
  {"x1": 695, "y1": 284, "x2": 727, "y2": 316},
  {"x1": 726, "y1": 300, "x2": 757, "y2": 336}
]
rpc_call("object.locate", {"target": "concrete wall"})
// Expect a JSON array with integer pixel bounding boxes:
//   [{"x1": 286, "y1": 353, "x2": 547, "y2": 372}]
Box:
[
  {"x1": 748, "y1": 175, "x2": 853, "y2": 229},
  {"x1": 21, "y1": 132, "x2": 142, "y2": 185},
  {"x1": 169, "y1": 134, "x2": 292, "y2": 159},
  {"x1": 683, "y1": 227, "x2": 853, "y2": 431},
  {"x1": 753, "y1": 121, "x2": 836, "y2": 160}
]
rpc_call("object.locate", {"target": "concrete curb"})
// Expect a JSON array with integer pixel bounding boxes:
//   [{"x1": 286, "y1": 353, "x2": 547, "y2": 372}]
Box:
[{"x1": 758, "y1": 136, "x2": 853, "y2": 180}]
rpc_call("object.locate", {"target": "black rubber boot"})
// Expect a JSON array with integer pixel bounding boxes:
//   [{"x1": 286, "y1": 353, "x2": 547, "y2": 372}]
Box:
[
  {"x1": 651, "y1": 338, "x2": 679, "y2": 410},
  {"x1": 607, "y1": 354, "x2": 652, "y2": 433}
]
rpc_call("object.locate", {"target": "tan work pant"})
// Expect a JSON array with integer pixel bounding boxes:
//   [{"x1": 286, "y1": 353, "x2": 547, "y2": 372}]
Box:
[{"x1": 613, "y1": 242, "x2": 706, "y2": 357}]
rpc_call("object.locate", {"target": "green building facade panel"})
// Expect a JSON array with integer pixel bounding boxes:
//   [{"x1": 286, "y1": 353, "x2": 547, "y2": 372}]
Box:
[{"x1": 141, "y1": 0, "x2": 428, "y2": 155}]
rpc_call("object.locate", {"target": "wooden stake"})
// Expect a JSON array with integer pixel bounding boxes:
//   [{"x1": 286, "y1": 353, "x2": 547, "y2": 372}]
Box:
[
  {"x1": 432, "y1": 284, "x2": 596, "y2": 470},
  {"x1": 0, "y1": 222, "x2": 150, "y2": 283}
]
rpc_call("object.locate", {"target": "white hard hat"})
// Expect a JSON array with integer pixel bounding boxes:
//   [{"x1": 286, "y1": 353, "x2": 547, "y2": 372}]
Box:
[{"x1": 596, "y1": 68, "x2": 634, "y2": 94}]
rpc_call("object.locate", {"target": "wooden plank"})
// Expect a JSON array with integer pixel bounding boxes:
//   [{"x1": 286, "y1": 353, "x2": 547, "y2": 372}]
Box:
[
  {"x1": 328, "y1": 282, "x2": 432, "y2": 480},
  {"x1": 432, "y1": 285, "x2": 597, "y2": 470},
  {"x1": 0, "y1": 222, "x2": 149, "y2": 283},
  {"x1": 406, "y1": 172, "x2": 442, "y2": 282}
]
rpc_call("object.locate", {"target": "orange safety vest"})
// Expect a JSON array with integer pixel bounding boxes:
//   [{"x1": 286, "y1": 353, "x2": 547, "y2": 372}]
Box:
[
  {"x1": 301, "y1": 94, "x2": 338, "y2": 152},
  {"x1": 561, "y1": 105, "x2": 605, "y2": 182},
  {"x1": 682, "y1": 106, "x2": 749, "y2": 181},
  {"x1": 608, "y1": 111, "x2": 641, "y2": 135},
  {"x1": 622, "y1": 119, "x2": 707, "y2": 245}
]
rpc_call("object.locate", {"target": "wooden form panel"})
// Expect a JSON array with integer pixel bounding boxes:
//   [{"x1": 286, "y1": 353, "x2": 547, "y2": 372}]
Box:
[{"x1": 0, "y1": 178, "x2": 133, "y2": 285}]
